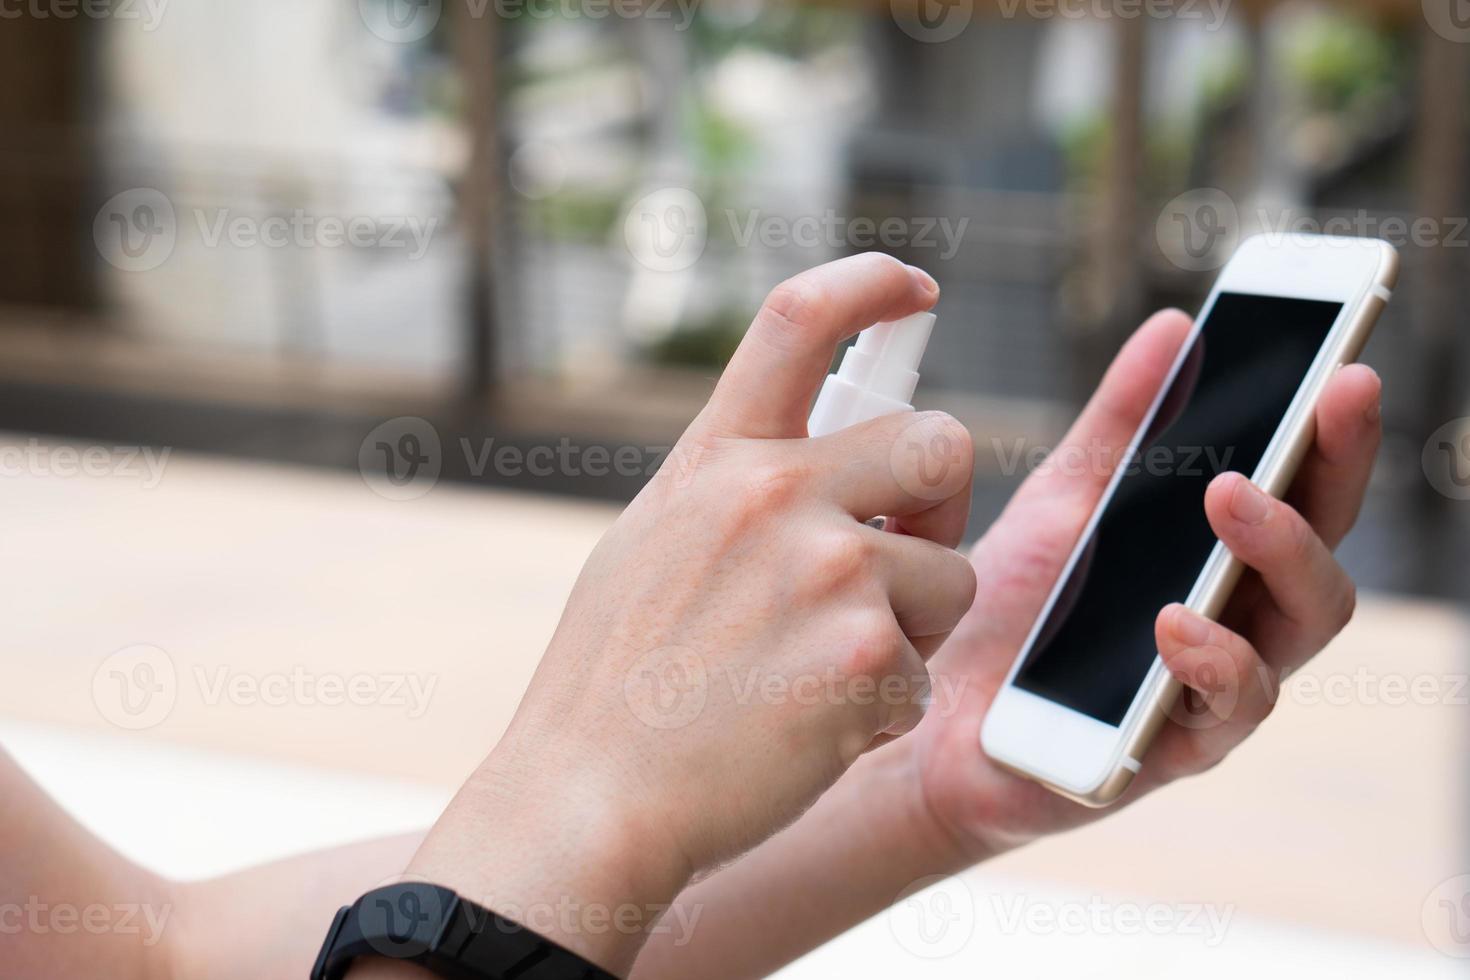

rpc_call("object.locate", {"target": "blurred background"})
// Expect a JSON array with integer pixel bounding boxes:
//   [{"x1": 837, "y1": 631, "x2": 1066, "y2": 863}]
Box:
[{"x1": 1, "y1": 0, "x2": 1468, "y2": 976}]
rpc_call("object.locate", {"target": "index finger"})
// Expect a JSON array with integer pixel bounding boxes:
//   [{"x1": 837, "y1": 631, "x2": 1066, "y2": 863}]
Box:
[
  {"x1": 698, "y1": 254, "x2": 939, "y2": 440},
  {"x1": 1284, "y1": 363, "x2": 1382, "y2": 549},
  {"x1": 1011, "y1": 308, "x2": 1194, "y2": 509}
]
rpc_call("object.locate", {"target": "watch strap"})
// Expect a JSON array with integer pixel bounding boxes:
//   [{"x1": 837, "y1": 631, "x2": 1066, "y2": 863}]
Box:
[{"x1": 312, "y1": 882, "x2": 619, "y2": 980}]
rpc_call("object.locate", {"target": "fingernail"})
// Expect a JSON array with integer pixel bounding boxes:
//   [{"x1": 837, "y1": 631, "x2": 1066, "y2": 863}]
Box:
[
  {"x1": 1365, "y1": 394, "x2": 1381, "y2": 424},
  {"x1": 1172, "y1": 606, "x2": 1212, "y2": 647},
  {"x1": 1229, "y1": 477, "x2": 1270, "y2": 525},
  {"x1": 908, "y1": 265, "x2": 939, "y2": 297}
]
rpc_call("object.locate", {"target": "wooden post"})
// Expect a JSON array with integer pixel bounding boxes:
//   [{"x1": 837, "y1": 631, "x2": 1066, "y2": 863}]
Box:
[
  {"x1": 1411, "y1": 22, "x2": 1469, "y2": 593},
  {"x1": 1077, "y1": 14, "x2": 1146, "y2": 396},
  {"x1": 450, "y1": 2, "x2": 503, "y2": 403},
  {"x1": 0, "y1": 16, "x2": 98, "y2": 312}
]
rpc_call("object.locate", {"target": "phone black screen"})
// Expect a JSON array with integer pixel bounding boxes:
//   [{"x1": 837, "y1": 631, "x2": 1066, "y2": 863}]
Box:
[{"x1": 1013, "y1": 293, "x2": 1344, "y2": 726}]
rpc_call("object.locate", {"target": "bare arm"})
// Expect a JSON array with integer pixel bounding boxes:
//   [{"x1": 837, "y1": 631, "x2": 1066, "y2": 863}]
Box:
[
  {"x1": 0, "y1": 746, "x2": 174, "y2": 980},
  {"x1": 0, "y1": 744, "x2": 424, "y2": 979},
  {"x1": 169, "y1": 832, "x2": 425, "y2": 979}
]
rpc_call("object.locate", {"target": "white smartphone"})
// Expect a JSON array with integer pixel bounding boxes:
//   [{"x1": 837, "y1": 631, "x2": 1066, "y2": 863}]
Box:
[{"x1": 980, "y1": 233, "x2": 1397, "y2": 807}]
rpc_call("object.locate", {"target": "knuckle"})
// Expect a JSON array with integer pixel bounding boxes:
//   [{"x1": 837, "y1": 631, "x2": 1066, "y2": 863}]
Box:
[
  {"x1": 918, "y1": 411, "x2": 974, "y2": 463},
  {"x1": 938, "y1": 547, "x2": 978, "y2": 621},
  {"x1": 716, "y1": 458, "x2": 807, "y2": 540},
  {"x1": 759, "y1": 278, "x2": 828, "y2": 342},
  {"x1": 891, "y1": 412, "x2": 974, "y2": 502},
  {"x1": 838, "y1": 609, "x2": 905, "y2": 679},
  {"x1": 1284, "y1": 509, "x2": 1317, "y2": 564},
  {"x1": 1330, "y1": 578, "x2": 1358, "y2": 634},
  {"x1": 853, "y1": 251, "x2": 909, "y2": 279},
  {"x1": 812, "y1": 527, "x2": 877, "y2": 587}
]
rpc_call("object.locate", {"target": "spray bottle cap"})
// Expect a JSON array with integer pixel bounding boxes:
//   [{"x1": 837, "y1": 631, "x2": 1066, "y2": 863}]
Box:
[{"x1": 806, "y1": 311, "x2": 936, "y2": 438}]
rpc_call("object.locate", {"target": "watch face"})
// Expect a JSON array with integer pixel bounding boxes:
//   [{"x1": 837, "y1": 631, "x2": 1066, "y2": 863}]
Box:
[
  {"x1": 357, "y1": 881, "x2": 449, "y2": 958},
  {"x1": 314, "y1": 882, "x2": 620, "y2": 980}
]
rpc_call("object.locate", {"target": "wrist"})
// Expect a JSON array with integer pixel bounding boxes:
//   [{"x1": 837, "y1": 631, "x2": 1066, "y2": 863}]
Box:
[
  {"x1": 401, "y1": 745, "x2": 692, "y2": 976},
  {"x1": 866, "y1": 737, "x2": 988, "y2": 879}
]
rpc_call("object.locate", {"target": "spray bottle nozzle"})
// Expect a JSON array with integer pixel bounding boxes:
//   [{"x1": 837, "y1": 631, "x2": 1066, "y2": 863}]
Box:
[{"x1": 807, "y1": 311, "x2": 937, "y2": 438}]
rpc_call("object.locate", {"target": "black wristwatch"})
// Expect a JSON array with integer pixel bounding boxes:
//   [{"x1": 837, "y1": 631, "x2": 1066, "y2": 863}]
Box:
[{"x1": 311, "y1": 882, "x2": 620, "y2": 980}]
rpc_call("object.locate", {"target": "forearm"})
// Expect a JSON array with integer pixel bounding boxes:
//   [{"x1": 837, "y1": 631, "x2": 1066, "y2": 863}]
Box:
[
  {"x1": 169, "y1": 832, "x2": 425, "y2": 979},
  {"x1": 1, "y1": 742, "x2": 432, "y2": 980},
  {"x1": 0, "y1": 747, "x2": 178, "y2": 980},
  {"x1": 630, "y1": 739, "x2": 981, "y2": 980}
]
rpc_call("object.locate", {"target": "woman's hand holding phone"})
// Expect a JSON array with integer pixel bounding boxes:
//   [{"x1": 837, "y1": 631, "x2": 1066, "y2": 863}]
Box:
[{"x1": 917, "y1": 309, "x2": 1381, "y2": 853}]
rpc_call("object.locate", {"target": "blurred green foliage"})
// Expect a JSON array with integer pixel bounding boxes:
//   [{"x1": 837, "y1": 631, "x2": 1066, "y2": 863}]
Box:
[{"x1": 1283, "y1": 12, "x2": 1401, "y2": 112}]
